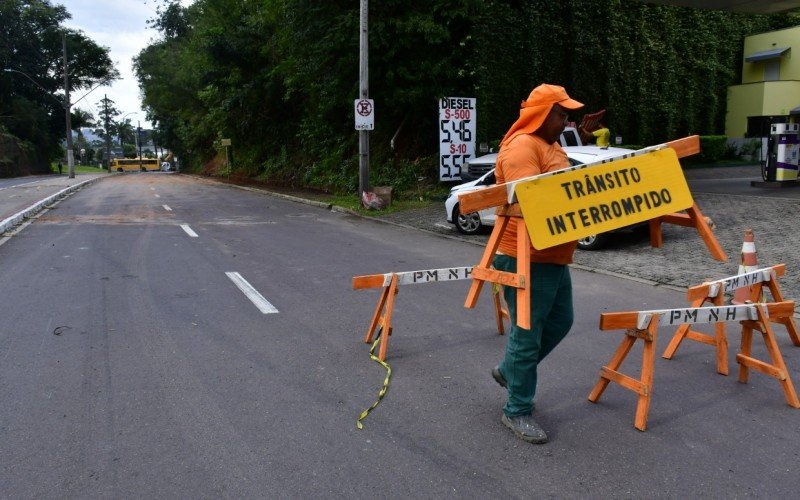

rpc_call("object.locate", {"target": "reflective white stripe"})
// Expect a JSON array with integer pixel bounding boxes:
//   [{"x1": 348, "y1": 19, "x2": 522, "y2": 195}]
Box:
[
  {"x1": 226, "y1": 272, "x2": 279, "y2": 314},
  {"x1": 380, "y1": 266, "x2": 474, "y2": 286},
  {"x1": 154, "y1": 194, "x2": 161, "y2": 198},
  {"x1": 741, "y1": 242, "x2": 756, "y2": 253},
  {"x1": 180, "y1": 224, "x2": 198, "y2": 237},
  {"x1": 704, "y1": 266, "x2": 776, "y2": 296},
  {"x1": 163, "y1": 205, "x2": 172, "y2": 211},
  {"x1": 637, "y1": 304, "x2": 763, "y2": 329}
]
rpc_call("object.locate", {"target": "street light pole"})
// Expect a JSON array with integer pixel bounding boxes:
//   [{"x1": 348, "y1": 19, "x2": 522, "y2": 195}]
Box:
[
  {"x1": 63, "y1": 34, "x2": 75, "y2": 179},
  {"x1": 137, "y1": 120, "x2": 143, "y2": 171}
]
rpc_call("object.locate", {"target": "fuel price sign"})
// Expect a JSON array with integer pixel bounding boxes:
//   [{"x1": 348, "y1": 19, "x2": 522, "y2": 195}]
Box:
[{"x1": 439, "y1": 97, "x2": 476, "y2": 181}]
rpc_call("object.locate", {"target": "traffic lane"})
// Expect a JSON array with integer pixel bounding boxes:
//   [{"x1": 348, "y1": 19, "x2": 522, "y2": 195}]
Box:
[
  {"x1": 2, "y1": 174, "x2": 799, "y2": 496},
  {"x1": 0, "y1": 176, "x2": 505, "y2": 496},
  {"x1": 124, "y1": 177, "x2": 800, "y2": 496},
  {"x1": 0, "y1": 179, "x2": 505, "y2": 497},
  {"x1": 0, "y1": 178, "x2": 291, "y2": 496}
]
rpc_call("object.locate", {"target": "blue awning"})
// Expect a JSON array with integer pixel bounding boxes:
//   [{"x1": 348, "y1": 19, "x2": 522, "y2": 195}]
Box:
[{"x1": 745, "y1": 47, "x2": 789, "y2": 62}]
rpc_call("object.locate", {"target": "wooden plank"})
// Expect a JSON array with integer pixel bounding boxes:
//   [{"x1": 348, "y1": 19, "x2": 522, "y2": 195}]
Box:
[
  {"x1": 757, "y1": 306, "x2": 800, "y2": 407},
  {"x1": 471, "y1": 267, "x2": 522, "y2": 288},
  {"x1": 686, "y1": 283, "x2": 714, "y2": 302},
  {"x1": 377, "y1": 275, "x2": 399, "y2": 361},
  {"x1": 599, "y1": 311, "x2": 639, "y2": 330},
  {"x1": 353, "y1": 274, "x2": 387, "y2": 290},
  {"x1": 635, "y1": 320, "x2": 658, "y2": 431},
  {"x1": 588, "y1": 335, "x2": 637, "y2": 402},
  {"x1": 464, "y1": 215, "x2": 509, "y2": 309},
  {"x1": 766, "y1": 301, "x2": 796, "y2": 319},
  {"x1": 736, "y1": 354, "x2": 785, "y2": 380},
  {"x1": 666, "y1": 135, "x2": 700, "y2": 158},
  {"x1": 516, "y1": 218, "x2": 531, "y2": 330},
  {"x1": 459, "y1": 186, "x2": 507, "y2": 215},
  {"x1": 660, "y1": 212, "x2": 694, "y2": 227},
  {"x1": 599, "y1": 367, "x2": 648, "y2": 395},
  {"x1": 685, "y1": 204, "x2": 728, "y2": 262},
  {"x1": 648, "y1": 218, "x2": 664, "y2": 248},
  {"x1": 364, "y1": 285, "x2": 391, "y2": 344},
  {"x1": 685, "y1": 330, "x2": 717, "y2": 346}
]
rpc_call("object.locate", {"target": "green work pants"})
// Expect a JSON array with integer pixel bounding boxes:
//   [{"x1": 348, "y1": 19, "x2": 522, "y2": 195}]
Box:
[{"x1": 493, "y1": 255, "x2": 574, "y2": 417}]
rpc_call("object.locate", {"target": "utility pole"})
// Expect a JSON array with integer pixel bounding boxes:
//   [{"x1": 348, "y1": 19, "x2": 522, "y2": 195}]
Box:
[
  {"x1": 137, "y1": 121, "x2": 143, "y2": 171},
  {"x1": 63, "y1": 34, "x2": 75, "y2": 179},
  {"x1": 358, "y1": 0, "x2": 369, "y2": 202},
  {"x1": 103, "y1": 94, "x2": 111, "y2": 170}
]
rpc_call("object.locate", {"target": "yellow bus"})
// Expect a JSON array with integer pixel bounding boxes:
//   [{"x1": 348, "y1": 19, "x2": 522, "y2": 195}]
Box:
[{"x1": 110, "y1": 158, "x2": 159, "y2": 172}]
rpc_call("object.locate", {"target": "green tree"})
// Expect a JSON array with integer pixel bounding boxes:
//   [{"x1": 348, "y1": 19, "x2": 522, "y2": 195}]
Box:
[
  {"x1": 134, "y1": 0, "x2": 795, "y2": 193},
  {"x1": 0, "y1": 0, "x2": 118, "y2": 173}
]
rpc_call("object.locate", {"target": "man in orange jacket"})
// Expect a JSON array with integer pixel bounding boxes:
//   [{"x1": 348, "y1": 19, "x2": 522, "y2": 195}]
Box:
[{"x1": 491, "y1": 84, "x2": 584, "y2": 444}]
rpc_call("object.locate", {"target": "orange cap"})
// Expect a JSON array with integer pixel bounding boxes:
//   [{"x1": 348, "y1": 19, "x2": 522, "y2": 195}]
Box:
[{"x1": 500, "y1": 84, "x2": 584, "y2": 146}]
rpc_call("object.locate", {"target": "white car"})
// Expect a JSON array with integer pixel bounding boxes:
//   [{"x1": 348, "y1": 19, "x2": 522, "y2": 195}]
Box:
[{"x1": 444, "y1": 146, "x2": 643, "y2": 250}]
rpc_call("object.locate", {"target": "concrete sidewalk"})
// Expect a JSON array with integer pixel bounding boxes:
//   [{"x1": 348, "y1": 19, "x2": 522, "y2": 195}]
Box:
[{"x1": 0, "y1": 173, "x2": 108, "y2": 233}]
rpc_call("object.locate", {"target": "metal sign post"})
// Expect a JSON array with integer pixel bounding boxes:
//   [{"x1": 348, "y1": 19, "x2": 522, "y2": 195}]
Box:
[{"x1": 358, "y1": 0, "x2": 370, "y2": 203}]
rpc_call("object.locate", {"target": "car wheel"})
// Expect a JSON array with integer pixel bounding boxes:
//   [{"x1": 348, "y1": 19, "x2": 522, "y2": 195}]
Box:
[
  {"x1": 454, "y1": 204, "x2": 483, "y2": 235},
  {"x1": 577, "y1": 233, "x2": 609, "y2": 251}
]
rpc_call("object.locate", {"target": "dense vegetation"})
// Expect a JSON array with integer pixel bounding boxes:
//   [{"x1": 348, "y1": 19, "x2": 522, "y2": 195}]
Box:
[
  {"x1": 0, "y1": 0, "x2": 118, "y2": 175},
  {"x1": 137, "y1": 1, "x2": 800, "y2": 194},
  {"x1": 5, "y1": 1, "x2": 795, "y2": 187}
]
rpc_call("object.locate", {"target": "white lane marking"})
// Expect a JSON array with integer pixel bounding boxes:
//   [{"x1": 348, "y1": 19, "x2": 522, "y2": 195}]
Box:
[
  {"x1": 154, "y1": 193, "x2": 161, "y2": 198},
  {"x1": 225, "y1": 272, "x2": 279, "y2": 314},
  {"x1": 163, "y1": 205, "x2": 172, "y2": 211},
  {"x1": 0, "y1": 179, "x2": 41, "y2": 192},
  {"x1": 150, "y1": 187, "x2": 155, "y2": 191},
  {"x1": 180, "y1": 224, "x2": 198, "y2": 237}
]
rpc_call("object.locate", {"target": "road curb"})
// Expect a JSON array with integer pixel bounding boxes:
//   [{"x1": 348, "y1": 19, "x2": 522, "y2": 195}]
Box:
[{"x1": 0, "y1": 176, "x2": 104, "y2": 235}]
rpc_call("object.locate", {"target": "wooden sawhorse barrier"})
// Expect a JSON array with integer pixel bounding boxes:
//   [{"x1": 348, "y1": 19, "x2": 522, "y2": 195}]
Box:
[
  {"x1": 589, "y1": 301, "x2": 799, "y2": 431},
  {"x1": 662, "y1": 264, "x2": 800, "y2": 375},
  {"x1": 352, "y1": 266, "x2": 506, "y2": 361},
  {"x1": 458, "y1": 136, "x2": 728, "y2": 266},
  {"x1": 464, "y1": 203, "x2": 531, "y2": 329}
]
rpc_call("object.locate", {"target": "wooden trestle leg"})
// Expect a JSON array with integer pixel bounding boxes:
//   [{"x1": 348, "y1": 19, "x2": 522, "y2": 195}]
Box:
[
  {"x1": 589, "y1": 314, "x2": 661, "y2": 431},
  {"x1": 736, "y1": 304, "x2": 800, "y2": 408}
]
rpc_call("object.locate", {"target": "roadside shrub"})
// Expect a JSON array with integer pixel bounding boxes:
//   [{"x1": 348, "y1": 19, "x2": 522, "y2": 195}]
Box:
[{"x1": 698, "y1": 135, "x2": 727, "y2": 162}]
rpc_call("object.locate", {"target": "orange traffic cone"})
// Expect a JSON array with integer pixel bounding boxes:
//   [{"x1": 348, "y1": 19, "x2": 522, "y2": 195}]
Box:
[{"x1": 732, "y1": 228, "x2": 758, "y2": 304}]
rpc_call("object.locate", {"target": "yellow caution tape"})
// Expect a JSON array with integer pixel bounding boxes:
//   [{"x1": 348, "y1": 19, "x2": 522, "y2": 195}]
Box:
[{"x1": 356, "y1": 331, "x2": 392, "y2": 430}]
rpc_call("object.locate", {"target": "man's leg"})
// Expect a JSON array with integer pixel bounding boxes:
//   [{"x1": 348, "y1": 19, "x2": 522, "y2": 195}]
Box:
[
  {"x1": 494, "y1": 256, "x2": 561, "y2": 417},
  {"x1": 537, "y1": 264, "x2": 573, "y2": 362}
]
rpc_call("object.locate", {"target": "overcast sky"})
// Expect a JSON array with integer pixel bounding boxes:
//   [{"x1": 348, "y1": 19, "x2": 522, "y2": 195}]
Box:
[{"x1": 58, "y1": 0, "x2": 189, "y2": 126}]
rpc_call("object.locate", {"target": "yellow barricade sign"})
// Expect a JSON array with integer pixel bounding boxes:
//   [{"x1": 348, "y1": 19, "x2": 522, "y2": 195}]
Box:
[{"x1": 515, "y1": 148, "x2": 694, "y2": 250}]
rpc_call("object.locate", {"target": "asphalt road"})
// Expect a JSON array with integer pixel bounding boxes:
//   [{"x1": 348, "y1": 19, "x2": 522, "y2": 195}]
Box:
[{"x1": 1, "y1": 173, "x2": 800, "y2": 497}]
